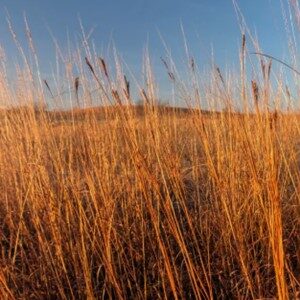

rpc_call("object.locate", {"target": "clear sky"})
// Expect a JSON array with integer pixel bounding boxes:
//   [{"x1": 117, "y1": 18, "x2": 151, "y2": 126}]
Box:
[{"x1": 0, "y1": 0, "x2": 296, "y2": 103}]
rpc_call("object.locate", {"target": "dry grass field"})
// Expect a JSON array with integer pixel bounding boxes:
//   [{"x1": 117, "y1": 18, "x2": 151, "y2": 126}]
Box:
[
  {"x1": 0, "y1": 16, "x2": 300, "y2": 299},
  {"x1": 0, "y1": 102, "x2": 299, "y2": 299}
]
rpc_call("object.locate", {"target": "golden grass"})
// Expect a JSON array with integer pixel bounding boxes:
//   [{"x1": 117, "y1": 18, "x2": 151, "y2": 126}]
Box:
[
  {"x1": 0, "y1": 15, "x2": 300, "y2": 299},
  {"x1": 0, "y1": 104, "x2": 299, "y2": 299}
]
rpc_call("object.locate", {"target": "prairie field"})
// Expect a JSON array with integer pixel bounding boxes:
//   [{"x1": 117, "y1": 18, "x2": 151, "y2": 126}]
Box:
[
  {"x1": 0, "y1": 101, "x2": 300, "y2": 299},
  {"x1": 0, "y1": 16, "x2": 300, "y2": 300}
]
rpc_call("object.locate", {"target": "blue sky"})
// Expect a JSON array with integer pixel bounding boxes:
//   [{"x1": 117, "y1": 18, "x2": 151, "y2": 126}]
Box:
[{"x1": 0, "y1": 0, "x2": 296, "y2": 104}]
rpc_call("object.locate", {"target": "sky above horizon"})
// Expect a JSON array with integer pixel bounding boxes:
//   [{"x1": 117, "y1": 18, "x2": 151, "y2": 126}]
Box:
[{"x1": 0, "y1": 0, "x2": 297, "y2": 105}]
